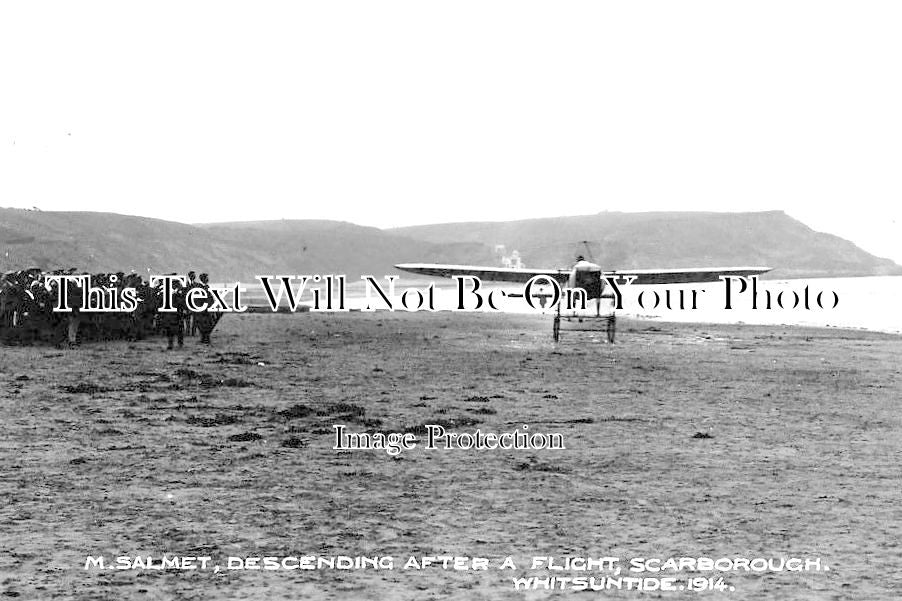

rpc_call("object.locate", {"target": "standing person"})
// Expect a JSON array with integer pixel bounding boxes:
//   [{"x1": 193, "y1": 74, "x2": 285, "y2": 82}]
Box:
[
  {"x1": 157, "y1": 277, "x2": 186, "y2": 350},
  {"x1": 194, "y1": 273, "x2": 218, "y2": 344},
  {"x1": 65, "y1": 274, "x2": 84, "y2": 346},
  {"x1": 184, "y1": 270, "x2": 198, "y2": 336}
]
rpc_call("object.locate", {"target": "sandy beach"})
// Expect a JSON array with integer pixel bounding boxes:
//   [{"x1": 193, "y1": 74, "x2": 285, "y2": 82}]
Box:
[{"x1": 2, "y1": 312, "x2": 900, "y2": 600}]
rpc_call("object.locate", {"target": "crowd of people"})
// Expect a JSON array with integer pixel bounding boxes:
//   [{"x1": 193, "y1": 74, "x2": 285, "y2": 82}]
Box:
[{"x1": 0, "y1": 269, "x2": 222, "y2": 348}]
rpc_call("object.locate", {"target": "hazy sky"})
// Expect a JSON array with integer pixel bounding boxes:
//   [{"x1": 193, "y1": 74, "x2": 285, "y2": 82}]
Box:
[{"x1": 2, "y1": 2, "x2": 901, "y2": 262}]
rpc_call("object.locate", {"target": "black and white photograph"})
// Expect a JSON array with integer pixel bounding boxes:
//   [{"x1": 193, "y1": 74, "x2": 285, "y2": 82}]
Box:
[{"x1": 1, "y1": 2, "x2": 900, "y2": 599}]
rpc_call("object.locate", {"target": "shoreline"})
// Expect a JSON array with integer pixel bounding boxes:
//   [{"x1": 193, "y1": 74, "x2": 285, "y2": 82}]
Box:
[{"x1": 227, "y1": 274, "x2": 902, "y2": 336}]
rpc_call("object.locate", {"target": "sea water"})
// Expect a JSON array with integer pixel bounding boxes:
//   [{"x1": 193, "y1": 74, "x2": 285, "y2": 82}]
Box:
[{"x1": 231, "y1": 275, "x2": 902, "y2": 335}]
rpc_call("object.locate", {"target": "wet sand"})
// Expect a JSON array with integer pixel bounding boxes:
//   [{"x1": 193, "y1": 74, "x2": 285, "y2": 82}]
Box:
[{"x1": 1, "y1": 312, "x2": 900, "y2": 600}]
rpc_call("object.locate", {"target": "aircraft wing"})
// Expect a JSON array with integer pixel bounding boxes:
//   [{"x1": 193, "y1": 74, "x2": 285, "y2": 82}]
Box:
[
  {"x1": 604, "y1": 266, "x2": 772, "y2": 285},
  {"x1": 394, "y1": 263, "x2": 571, "y2": 284},
  {"x1": 396, "y1": 263, "x2": 772, "y2": 286}
]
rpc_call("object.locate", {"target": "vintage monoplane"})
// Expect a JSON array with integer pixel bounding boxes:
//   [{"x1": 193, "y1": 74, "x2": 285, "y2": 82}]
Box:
[{"x1": 395, "y1": 260, "x2": 771, "y2": 342}]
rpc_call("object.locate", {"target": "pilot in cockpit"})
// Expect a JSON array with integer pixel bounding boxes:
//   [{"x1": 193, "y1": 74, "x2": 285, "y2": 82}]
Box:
[{"x1": 569, "y1": 255, "x2": 611, "y2": 317}]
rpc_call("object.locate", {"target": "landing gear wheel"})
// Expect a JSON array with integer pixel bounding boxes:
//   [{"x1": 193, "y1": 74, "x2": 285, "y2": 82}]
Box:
[
  {"x1": 553, "y1": 315, "x2": 560, "y2": 342},
  {"x1": 607, "y1": 315, "x2": 616, "y2": 344}
]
